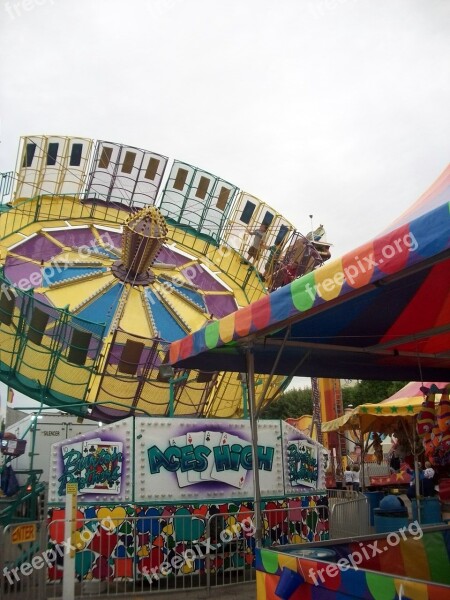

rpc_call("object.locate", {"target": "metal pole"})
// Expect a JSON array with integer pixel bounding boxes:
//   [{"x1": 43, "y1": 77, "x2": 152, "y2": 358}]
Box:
[
  {"x1": 29, "y1": 388, "x2": 45, "y2": 473},
  {"x1": 414, "y1": 457, "x2": 421, "y2": 522},
  {"x1": 360, "y1": 437, "x2": 366, "y2": 493},
  {"x1": 62, "y1": 483, "x2": 77, "y2": 600},
  {"x1": 412, "y1": 420, "x2": 421, "y2": 524},
  {"x1": 254, "y1": 326, "x2": 290, "y2": 419},
  {"x1": 246, "y1": 346, "x2": 263, "y2": 549},
  {"x1": 169, "y1": 377, "x2": 174, "y2": 417},
  {"x1": 241, "y1": 378, "x2": 248, "y2": 419}
]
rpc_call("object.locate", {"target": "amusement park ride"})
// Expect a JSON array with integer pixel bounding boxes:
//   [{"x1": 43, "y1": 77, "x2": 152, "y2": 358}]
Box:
[
  {"x1": 0, "y1": 136, "x2": 339, "y2": 593},
  {"x1": 0, "y1": 134, "x2": 331, "y2": 424}
]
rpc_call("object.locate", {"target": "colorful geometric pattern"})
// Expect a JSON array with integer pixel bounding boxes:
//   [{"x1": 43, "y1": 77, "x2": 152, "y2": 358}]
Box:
[
  {"x1": 47, "y1": 496, "x2": 329, "y2": 582},
  {"x1": 256, "y1": 525, "x2": 450, "y2": 599}
]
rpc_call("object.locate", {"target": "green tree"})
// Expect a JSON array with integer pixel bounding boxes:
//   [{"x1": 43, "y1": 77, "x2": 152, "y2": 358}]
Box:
[
  {"x1": 260, "y1": 387, "x2": 313, "y2": 420},
  {"x1": 261, "y1": 380, "x2": 409, "y2": 420},
  {"x1": 342, "y1": 380, "x2": 408, "y2": 408}
]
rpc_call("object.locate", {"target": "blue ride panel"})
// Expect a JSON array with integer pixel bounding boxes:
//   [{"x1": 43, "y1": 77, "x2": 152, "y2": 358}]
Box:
[
  {"x1": 76, "y1": 283, "x2": 124, "y2": 331},
  {"x1": 158, "y1": 278, "x2": 205, "y2": 310},
  {"x1": 145, "y1": 289, "x2": 187, "y2": 342},
  {"x1": 91, "y1": 245, "x2": 118, "y2": 259},
  {"x1": 42, "y1": 267, "x2": 106, "y2": 285}
]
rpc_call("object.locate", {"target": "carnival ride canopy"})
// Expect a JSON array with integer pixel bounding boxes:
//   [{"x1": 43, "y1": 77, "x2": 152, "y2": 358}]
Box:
[
  {"x1": 321, "y1": 381, "x2": 450, "y2": 435},
  {"x1": 170, "y1": 165, "x2": 450, "y2": 382}
]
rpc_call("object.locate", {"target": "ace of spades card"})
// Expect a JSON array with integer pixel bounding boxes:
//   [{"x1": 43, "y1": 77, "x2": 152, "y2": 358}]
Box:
[
  {"x1": 201, "y1": 430, "x2": 222, "y2": 481},
  {"x1": 186, "y1": 432, "x2": 204, "y2": 483},
  {"x1": 210, "y1": 432, "x2": 248, "y2": 489}
]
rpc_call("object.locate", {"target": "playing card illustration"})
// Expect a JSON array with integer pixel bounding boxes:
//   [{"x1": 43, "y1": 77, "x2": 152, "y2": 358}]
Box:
[
  {"x1": 169, "y1": 435, "x2": 191, "y2": 488},
  {"x1": 211, "y1": 432, "x2": 247, "y2": 488},
  {"x1": 201, "y1": 430, "x2": 222, "y2": 481},
  {"x1": 186, "y1": 432, "x2": 204, "y2": 483},
  {"x1": 62, "y1": 441, "x2": 82, "y2": 457},
  {"x1": 62, "y1": 438, "x2": 101, "y2": 467},
  {"x1": 79, "y1": 441, "x2": 123, "y2": 494}
]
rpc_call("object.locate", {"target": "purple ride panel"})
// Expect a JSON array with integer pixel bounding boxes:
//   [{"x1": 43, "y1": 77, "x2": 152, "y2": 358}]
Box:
[{"x1": 13, "y1": 234, "x2": 61, "y2": 261}]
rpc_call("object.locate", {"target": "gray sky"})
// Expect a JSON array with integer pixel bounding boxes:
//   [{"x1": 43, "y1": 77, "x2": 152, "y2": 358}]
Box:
[{"x1": 1, "y1": 0, "x2": 449, "y2": 257}]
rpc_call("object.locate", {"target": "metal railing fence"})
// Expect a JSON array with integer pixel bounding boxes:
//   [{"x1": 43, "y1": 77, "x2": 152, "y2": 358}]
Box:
[
  {"x1": 41, "y1": 503, "x2": 329, "y2": 598},
  {"x1": 0, "y1": 498, "x2": 341, "y2": 599},
  {"x1": 0, "y1": 520, "x2": 47, "y2": 600},
  {"x1": 328, "y1": 494, "x2": 371, "y2": 539}
]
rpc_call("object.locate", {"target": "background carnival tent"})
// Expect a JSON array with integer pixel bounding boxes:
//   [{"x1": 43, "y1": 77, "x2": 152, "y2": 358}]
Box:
[
  {"x1": 170, "y1": 165, "x2": 450, "y2": 538},
  {"x1": 321, "y1": 381, "x2": 450, "y2": 495},
  {"x1": 321, "y1": 381, "x2": 450, "y2": 436}
]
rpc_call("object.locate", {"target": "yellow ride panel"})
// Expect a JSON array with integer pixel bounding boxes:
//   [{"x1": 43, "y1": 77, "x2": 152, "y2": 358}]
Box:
[
  {"x1": 139, "y1": 382, "x2": 171, "y2": 415},
  {"x1": 119, "y1": 286, "x2": 155, "y2": 339},
  {"x1": 96, "y1": 377, "x2": 140, "y2": 409},
  {"x1": 51, "y1": 358, "x2": 96, "y2": 401},
  {"x1": 43, "y1": 274, "x2": 115, "y2": 311},
  {"x1": 18, "y1": 343, "x2": 52, "y2": 387},
  {"x1": 0, "y1": 328, "x2": 18, "y2": 369}
]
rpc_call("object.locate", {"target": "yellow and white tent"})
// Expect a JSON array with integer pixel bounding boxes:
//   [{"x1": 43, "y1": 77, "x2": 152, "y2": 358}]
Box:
[{"x1": 321, "y1": 381, "x2": 449, "y2": 435}]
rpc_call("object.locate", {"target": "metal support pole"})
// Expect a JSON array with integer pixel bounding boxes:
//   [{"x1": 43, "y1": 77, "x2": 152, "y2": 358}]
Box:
[
  {"x1": 62, "y1": 483, "x2": 77, "y2": 600},
  {"x1": 241, "y1": 378, "x2": 248, "y2": 419},
  {"x1": 169, "y1": 378, "x2": 174, "y2": 417},
  {"x1": 168, "y1": 373, "x2": 188, "y2": 417},
  {"x1": 29, "y1": 388, "x2": 45, "y2": 473},
  {"x1": 360, "y1": 438, "x2": 366, "y2": 493},
  {"x1": 246, "y1": 346, "x2": 263, "y2": 549},
  {"x1": 414, "y1": 457, "x2": 421, "y2": 523},
  {"x1": 412, "y1": 420, "x2": 421, "y2": 524}
]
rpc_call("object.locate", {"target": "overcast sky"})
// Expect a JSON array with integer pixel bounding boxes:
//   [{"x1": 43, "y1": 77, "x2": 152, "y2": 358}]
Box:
[{"x1": 1, "y1": 0, "x2": 449, "y2": 258}]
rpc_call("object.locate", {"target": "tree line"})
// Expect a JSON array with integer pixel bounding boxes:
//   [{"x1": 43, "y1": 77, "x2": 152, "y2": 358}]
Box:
[{"x1": 260, "y1": 380, "x2": 408, "y2": 420}]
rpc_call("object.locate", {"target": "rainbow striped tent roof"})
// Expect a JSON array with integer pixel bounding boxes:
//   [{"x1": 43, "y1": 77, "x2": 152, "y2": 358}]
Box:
[{"x1": 169, "y1": 165, "x2": 450, "y2": 381}]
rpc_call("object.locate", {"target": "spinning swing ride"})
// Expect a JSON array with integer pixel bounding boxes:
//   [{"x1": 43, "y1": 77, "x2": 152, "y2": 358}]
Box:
[{"x1": 0, "y1": 135, "x2": 331, "y2": 422}]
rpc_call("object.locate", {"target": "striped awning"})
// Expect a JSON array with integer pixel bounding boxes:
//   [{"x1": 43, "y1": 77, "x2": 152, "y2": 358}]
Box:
[{"x1": 170, "y1": 165, "x2": 450, "y2": 382}]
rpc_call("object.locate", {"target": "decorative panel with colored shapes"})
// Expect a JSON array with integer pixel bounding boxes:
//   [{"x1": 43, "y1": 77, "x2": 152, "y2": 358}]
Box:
[
  {"x1": 255, "y1": 526, "x2": 450, "y2": 599},
  {"x1": 47, "y1": 495, "x2": 329, "y2": 583},
  {"x1": 49, "y1": 418, "x2": 133, "y2": 503}
]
